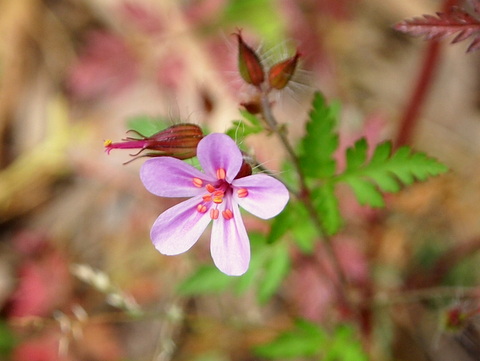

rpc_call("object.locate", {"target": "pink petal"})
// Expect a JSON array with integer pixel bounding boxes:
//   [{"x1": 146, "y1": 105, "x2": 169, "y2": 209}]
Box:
[
  {"x1": 233, "y1": 174, "x2": 289, "y2": 219},
  {"x1": 210, "y1": 203, "x2": 250, "y2": 276},
  {"x1": 151, "y1": 196, "x2": 211, "y2": 255},
  {"x1": 197, "y1": 134, "x2": 243, "y2": 183},
  {"x1": 140, "y1": 157, "x2": 211, "y2": 197}
]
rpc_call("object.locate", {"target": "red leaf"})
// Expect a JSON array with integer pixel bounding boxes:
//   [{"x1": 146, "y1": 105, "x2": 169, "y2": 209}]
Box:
[
  {"x1": 67, "y1": 31, "x2": 138, "y2": 100},
  {"x1": 394, "y1": 7, "x2": 480, "y2": 52},
  {"x1": 8, "y1": 252, "x2": 71, "y2": 318}
]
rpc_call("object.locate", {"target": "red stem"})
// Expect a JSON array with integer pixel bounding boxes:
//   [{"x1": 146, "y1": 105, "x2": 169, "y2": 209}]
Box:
[
  {"x1": 395, "y1": 0, "x2": 459, "y2": 147},
  {"x1": 395, "y1": 41, "x2": 441, "y2": 147}
]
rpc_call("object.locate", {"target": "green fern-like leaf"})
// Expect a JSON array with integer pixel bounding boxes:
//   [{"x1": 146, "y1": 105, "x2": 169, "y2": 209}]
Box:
[
  {"x1": 339, "y1": 138, "x2": 448, "y2": 207},
  {"x1": 311, "y1": 183, "x2": 342, "y2": 235},
  {"x1": 299, "y1": 92, "x2": 340, "y2": 179}
]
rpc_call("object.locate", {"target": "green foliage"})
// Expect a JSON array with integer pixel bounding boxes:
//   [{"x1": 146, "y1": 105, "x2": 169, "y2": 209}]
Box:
[
  {"x1": 177, "y1": 233, "x2": 290, "y2": 304},
  {"x1": 338, "y1": 139, "x2": 449, "y2": 207},
  {"x1": 254, "y1": 319, "x2": 327, "y2": 359},
  {"x1": 256, "y1": 242, "x2": 290, "y2": 303},
  {"x1": 325, "y1": 325, "x2": 369, "y2": 361},
  {"x1": 225, "y1": 110, "x2": 263, "y2": 146},
  {"x1": 177, "y1": 265, "x2": 232, "y2": 295},
  {"x1": 443, "y1": 251, "x2": 480, "y2": 286},
  {"x1": 311, "y1": 182, "x2": 342, "y2": 235},
  {"x1": 222, "y1": 0, "x2": 285, "y2": 43},
  {"x1": 299, "y1": 92, "x2": 340, "y2": 179},
  {"x1": 0, "y1": 321, "x2": 15, "y2": 356},
  {"x1": 235, "y1": 233, "x2": 290, "y2": 304},
  {"x1": 268, "y1": 202, "x2": 317, "y2": 252},
  {"x1": 254, "y1": 321, "x2": 367, "y2": 360},
  {"x1": 295, "y1": 92, "x2": 447, "y2": 233},
  {"x1": 179, "y1": 90, "x2": 448, "y2": 315}
]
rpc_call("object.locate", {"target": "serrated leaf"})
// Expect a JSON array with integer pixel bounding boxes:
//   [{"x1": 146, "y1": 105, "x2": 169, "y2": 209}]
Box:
[
  {"x1": 299, "y1": 92, "x2": 339, "y2": 179},
  {"x1": 311, "y1": 183, "x2": 342, "y2": 235},
  {"x1": 394, "y1": 7, "x2": 480, "y2": 53},
  {"x1": 257, "y1": 243, "x2": 290, "y2": 304},
  {"x1": 339, "y1": 139, "x2": 448, "y2": 207},
  {"x1": 369, "y1": 141, "x2": 391, "y2": 164},
  {"x1": 346, "y1": 138, "x2": 368, "y2": 171},
  {"x1": 368, "y1": 172, "x2": 400, "y2": 193},
  {"x1": 325, "y1": 325, "x2": 368, "y2": 361},
  {"x1": 254, "y1": 319, "x2": 327, "y2": 359},
  {"x1": 346, "y1": 178, "x2": 385, "y2": 207},
  {"x1": 177, "y1": 265, "x2": 232, "y2": 295}
]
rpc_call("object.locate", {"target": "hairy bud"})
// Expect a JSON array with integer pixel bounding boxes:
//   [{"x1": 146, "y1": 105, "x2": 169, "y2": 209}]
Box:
[
  {"x1": 234, "y1": 30, "x2": 265, "y2": 86},
  {"x1": 105, "y1": 123, "x2": 203, "y2": 163},
  {"x1": 268, "y1": 51, "x2": 300, "y2": 90},
  {"x1": 234, "y1": 160, "x2": 253, "y2": 179}
]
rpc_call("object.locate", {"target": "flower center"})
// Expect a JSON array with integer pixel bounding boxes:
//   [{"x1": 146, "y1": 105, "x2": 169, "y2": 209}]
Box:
[{"x1": 192, "y1": 168, "x2": 240, "y2": 220}]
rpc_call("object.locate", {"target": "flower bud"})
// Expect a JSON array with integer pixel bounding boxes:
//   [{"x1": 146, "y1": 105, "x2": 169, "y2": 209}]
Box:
[
  {"x1": 234, "y1": 160, "x2": 253, "y2": 179},
  {"x1": 105, "y1": 123, "x2": 203, "y2": 162},
  {"x1": 240, "y1": 100, "x2": 262, "y2": 115},
  {"x1": 268, "y1": 51, "x2": 300, "y2": 90},
  {"x1": 234, "y1": 30, "x2": 265, "y2": 86}
]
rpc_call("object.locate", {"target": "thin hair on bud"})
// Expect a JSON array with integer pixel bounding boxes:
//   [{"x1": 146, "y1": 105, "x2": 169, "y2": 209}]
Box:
[{"x1": 233, "y1": 119, "x2": 246, "y2": 145}]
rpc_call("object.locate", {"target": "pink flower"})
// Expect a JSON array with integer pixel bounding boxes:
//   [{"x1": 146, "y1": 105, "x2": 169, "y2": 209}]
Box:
[{"x1": 140, "y1": 133, "x2": 289, "y2": 275}]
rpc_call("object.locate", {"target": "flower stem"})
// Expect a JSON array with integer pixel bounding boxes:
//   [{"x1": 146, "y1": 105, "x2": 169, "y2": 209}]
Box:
[
  {"x1": 395, "y1": 40, "x2": 442, "y2": 147},
  {"x1": 395, "y1": 0, "x2": 459, "y2": 147},
  {"x1": 259, "y1": 92, "x2": 355, "y2": 315}
]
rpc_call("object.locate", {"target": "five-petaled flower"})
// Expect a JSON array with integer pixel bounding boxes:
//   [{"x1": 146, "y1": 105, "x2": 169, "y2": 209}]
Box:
[{"x1": 140, "y1": 133, "x2": 289, "y2": 276}]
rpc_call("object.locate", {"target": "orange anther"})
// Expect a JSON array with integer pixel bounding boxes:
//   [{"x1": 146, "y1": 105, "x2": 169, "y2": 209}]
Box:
[
  {"x1": 196, "y1": 204, "x2": 207, "y2": 213},
  {"x1": 193, "y1": 177, "x2": 203, "y2": 187},
  {"x1": 212, "y1": 190, "x2": 224, "y2": 204},
  {"x1": 210, "y1": 208, "x2": 219, "y2": 220},
  {"x1": 216, "y1": 168, "x2": 226, "y2": 180},
  {"x1": 237, "y1": 188, "x2": 249, "y2": 198},
  {"x1": 206, "y1": 184, "x2": 216, "y2": 193},
  {"x1": 222, "y1": 209, "x2": 234, "y2": 220},
  {"x1": 202, "y1": 195, "x2": 212, "y2": 202}
]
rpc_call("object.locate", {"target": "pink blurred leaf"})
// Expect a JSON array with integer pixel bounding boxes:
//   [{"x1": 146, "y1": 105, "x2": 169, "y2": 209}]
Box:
[
  {"x1": 67, "y1": 31, "x2": 137, "y2": 100},
  {"x1": 394, "y1": 6, "x2": 480, "y2": 52},
  {"x1": 13, "y1": 332, "x2": 74, "y2": 361},
  {"x1": 8, "y1": 252, "x2": 71, "y2": 318},
  {"x1": 119, "y1": 1, "x2": 164, "y2": 35},
  {"x1": 182, "y1": 0, "x2": 226, "y2": 24}
]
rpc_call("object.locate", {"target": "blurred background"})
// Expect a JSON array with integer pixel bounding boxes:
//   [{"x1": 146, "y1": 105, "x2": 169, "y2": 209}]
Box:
[{"x1": 1, "y1": 0, "x2": 480, "y2": 360}]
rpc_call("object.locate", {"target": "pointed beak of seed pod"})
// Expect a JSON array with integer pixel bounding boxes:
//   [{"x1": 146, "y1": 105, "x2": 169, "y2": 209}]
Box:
[{"x1": 234, "y1": 30, "x2": 265, "y2": 87}]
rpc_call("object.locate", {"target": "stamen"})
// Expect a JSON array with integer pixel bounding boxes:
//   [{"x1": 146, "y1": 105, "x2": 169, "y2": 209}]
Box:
[
  {"x1": 206, "y1": 184, "x2": 216, "y2": 193},
  {"x1": 193, "y1": 177, "x2": 203, "y2": 187},
  {"x1": 237, "y1": 188, "x2": 249, "y2": 198},
  {"x1": 104, "y1": 139, "x2": 113, "y2": 147},
  {"x1": 210, "y1": 209, "x2": 219, "y2": 220},
  {"x1": 196, "y1": 204, "x2": 207, "y2": 213},
  {"x1": 212, "y1": 191, "x2": 224, "y2": 204},
  {"x1": 203, "y1": 195, "x2": 212, "y2": 202},
  {"x1": 222, "y1": 209, "x2": 234, "y2": 220},
  {"x1": 216, "y1": 168, "x2": 226, "y2": 180}
]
